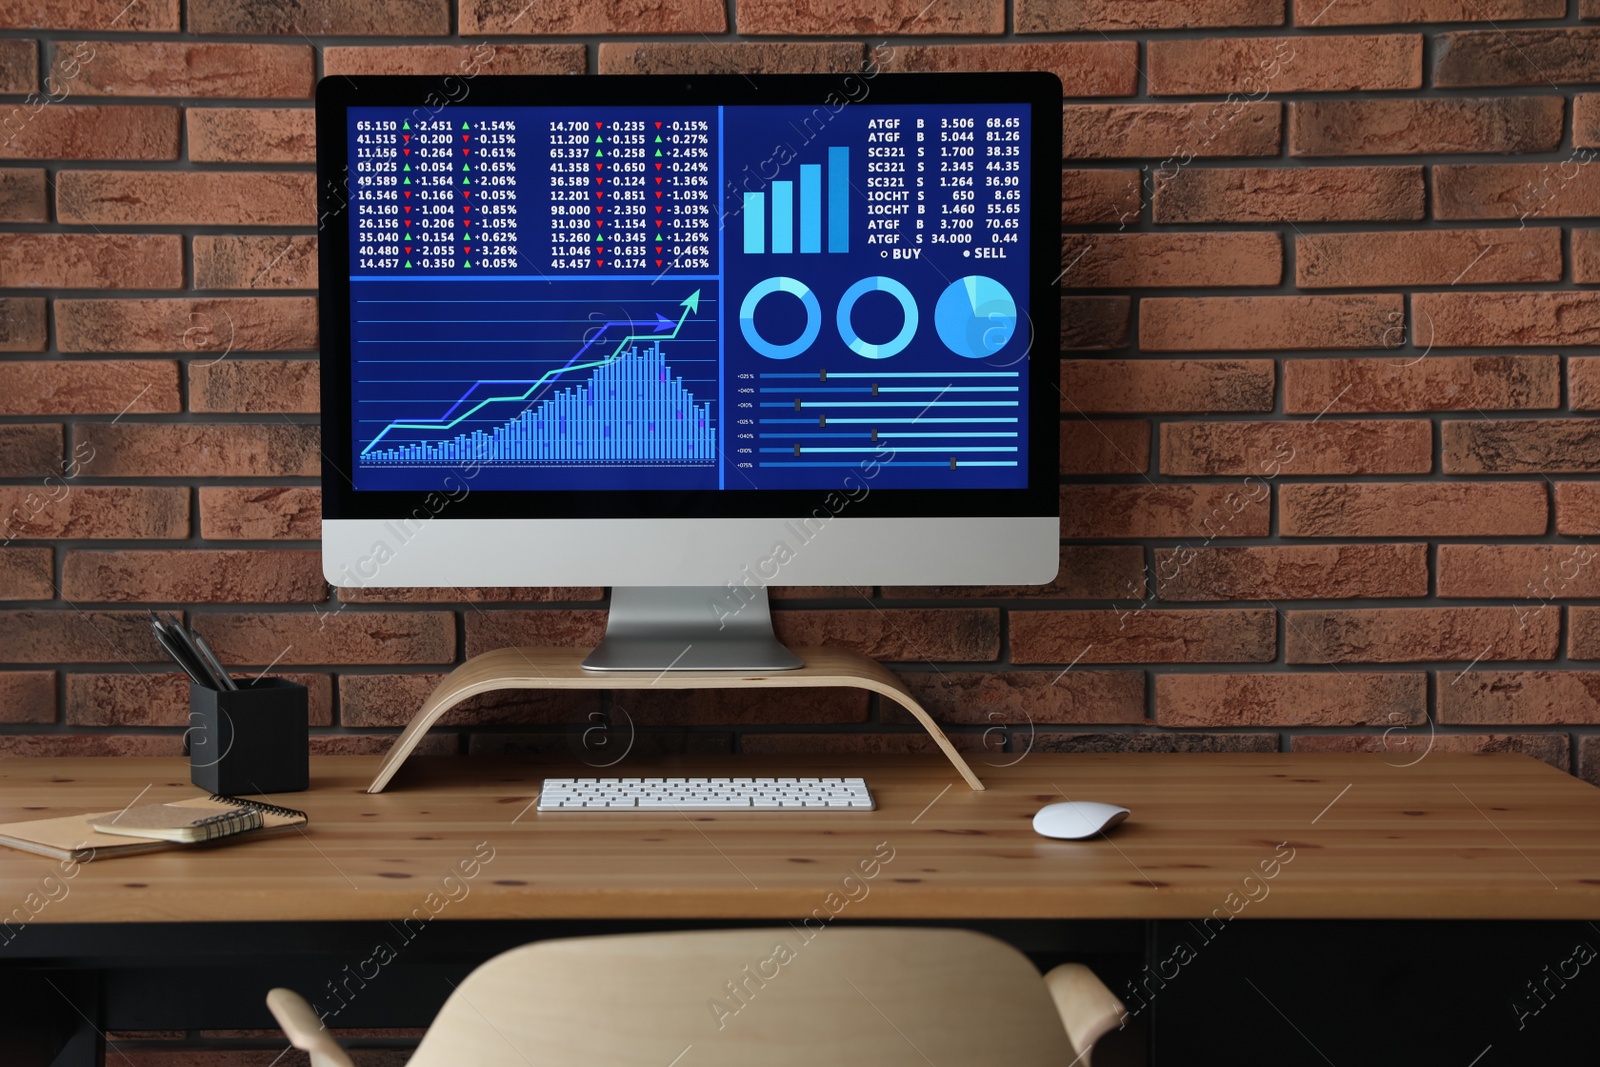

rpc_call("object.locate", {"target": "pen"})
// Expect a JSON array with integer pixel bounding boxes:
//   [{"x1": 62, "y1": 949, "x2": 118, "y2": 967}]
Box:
[
  {"x1": 149, "y1": 611, "x2": 217, "y2": 689},
  {"x1": 161, "y1": 612, "x2": 233, "y2": 692},
  {"x1": 189, "y1": 628, "x2": 239, "y2": 692}
]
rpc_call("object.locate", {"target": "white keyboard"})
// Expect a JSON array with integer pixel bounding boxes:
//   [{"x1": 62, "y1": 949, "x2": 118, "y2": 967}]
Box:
[{"x1": 537, "y1": 777, "x2": 875, "y2": 811}]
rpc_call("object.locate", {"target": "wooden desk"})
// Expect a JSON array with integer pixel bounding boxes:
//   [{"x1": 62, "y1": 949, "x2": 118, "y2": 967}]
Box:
[
  {"x1": 2, "y1": 751, "x2": 1597, "y2": 921},
  {"x1": 3, "y1": 752, "x2": 1596, "y2": 1065}
]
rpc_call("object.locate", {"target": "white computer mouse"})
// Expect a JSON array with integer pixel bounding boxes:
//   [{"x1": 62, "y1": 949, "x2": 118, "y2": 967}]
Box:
[{"x1": 1032, "y1": 800, "x2": 1130, "y2": 840}]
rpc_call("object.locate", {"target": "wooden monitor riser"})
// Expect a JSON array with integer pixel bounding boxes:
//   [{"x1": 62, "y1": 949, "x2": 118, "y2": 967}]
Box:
[{"x1": 366, "y1": 646, "x2": 984, "y2": 793}]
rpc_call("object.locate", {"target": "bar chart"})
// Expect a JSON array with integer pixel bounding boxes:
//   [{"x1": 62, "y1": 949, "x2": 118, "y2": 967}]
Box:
[{"x1": 743, "y1": 146, "x2": 849, "y2": 255}]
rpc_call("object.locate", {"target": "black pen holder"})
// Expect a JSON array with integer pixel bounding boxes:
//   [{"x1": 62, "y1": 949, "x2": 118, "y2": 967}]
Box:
[{"x1": 188, "y1": 677, "x2": 309, "y2": 795}]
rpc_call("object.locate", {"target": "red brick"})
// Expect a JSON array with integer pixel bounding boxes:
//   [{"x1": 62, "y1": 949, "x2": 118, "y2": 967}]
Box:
[
  {"x1": 194, "y1": 236, "x2": 317, "y2": 291},
  {"x1": 1285, "y1": 607, "x2": 1557, "y2": 664},
  {"x1": 1062, "y1": 358, "x2": 1273, "y2": 412},
  {"x1": 1587, "y1": 0, "x2": 1600, "y2": 18},
  {"x1": 1294, "y1": 0, "x2": 1562, "y2": 23},
  {"x1": 1419, "y1": 292, "x2": 1600, "y2": 348},
  {"x1": 56, "y1": 298, "x2": 317, "y2": 353},
  {"x1": 1291, "y1": 732, "x2": 1567, "y2": 771},
  {"x1": 1578, "y1": 95, "x2": 1600, "y2": 149},
  {"x1": 1163, "y1": 419, "x2": 1431, "y2": 477},
  {"x1": 0, "y1": 0, "x2": 177, "y2": 29},
  {"x1": 622, "y1": 688, "x2": 871, "y2": 726},
  {"x1": 1031, "y1": 733, "x2": 1279, "y2": 754},
  {"x1": 1011, "y1": 609, "x2": 1275, "y2": 664},
  {"x1": 1061, "y1": 232, "x2": 1282, "y2": 288},
  {"x1": 1292, "y1": 97, "x2": 1561, "y2": 156},
  {"x1": 1556, "y1": 483, "x2": 1600, "y2": 535},
  {"x1": 189, "y1": 359, "x2": 318, "y2": 414},
  {"x1": 0, "y1": 671, "x2": 54, "y2": 723},
  {"x1": 1586, "y1": 736, "x2": 1600, "y2": 788},
  {"x1": 894, "y1": 670, "x2": 1146, "y2": 725},
  {"x1": 1141, "y1": 294, "x2": 1401, "y2": 351},
  {"x1": 0, "y1": 735, "x2": 182, "y2": 757},
  {"x1": 1438, "y1": 544, "x2": 1600, "y2": 599},
  {"x1": 1062, "y1": 170, "x2": 1140, "y2": 226},
  {"x1": 1280, "y1": 482, "x2": 1547, "y2": 537},
  {"x1": 1151, "y1": 35, "x2": 1418, "y2": 95},
  {"x1": 0, "y1": 547, "x2": 51, "y2": 599},
  {"x1": 0, "y1": 234, "x2": 183, "y2": 290},
  {"x1": 199, "y1": 487, "x2": 321, "y2": 541},
  {"x1": 1062, "y1": 102, "x2": 1280, "y2": 159},
  {"x1": 739, "y1": 733, "x2": 986, "y2": 757},
  {"x1": 1018, "y1": 0, "x2": 1283, "y2": 31},
  {"x1": 0, "y1": 610, "x2": 163, "y2": 663},
  {"x1": 326, "y1": 44, "x2": 584, "y2": 77},
  {"x1": 1575, "y1": 230, "x2": 1600, "y2": 283},
  {"x1": 1156, "y1": 671, "x2": 1425, "y2": 726},
  {"x1": 1434, "y1": 163, "x2": 1600, "y2": 221},
  {"x1": 742, "y1": 0, "x2": 999, "y2": 33},
  {"x1": 1436, "y1": 29, "x2": 1600, "y2": 87},
  {"x1": 1283, "y1": 355, "x2": 1560, "y2": 413},
  {"x1": 1443, "y1": 419, "x2": 1600, "y2": 474},
  {"x1": 874, "y1": 43, "x2": 1137, "y2": 96},
  {"x1": 0, "y1": 296, "x2": 46, "y2": 350},
  {"x1": 0, "y1": 169, "x2": 47, "y2": 221},
  {"x1": 0, "y1": 105, "x2": 178, "y2": 160},
  {"x1": 1062, "y1": 297, "x2": 1131, "y2": 350},
  {"x1": 194, "y1": 612, "x2": 455, "y2": 666},
  {"x1": 315, "y1": 734, "x2": 458, "y2": 757},
  {"x1": 0, "y1": 360, "x2": 179, "y2": 416},
  {"x1": 0, "y1": 425, "x2": 60, "y2": 477},
  {"x1": 338, "y1": 673, "x2": 597, "y2": 727},
  {"x1": 463, "y1": 0, "x2": 725, "y2": 32},
  {"x1": 1575, "y1": 607, "x2": 1600, "y2": 659},
  {"x1": 62, "y1": 549, "x2": 324, "y2": 603},
  {"x1": 56, "y1": 172, "x2": 315, "y2": 227},
  {"x1": 1441, "y1": 671, "x2": 1600, "y2": 724},
  {"x1": 0, "y1": 485, "x2": 188, "y2": 540},
  {"x1": 67, "y1": 672, "x2": 332, "y2": 727},
  {"x1": 78, "y1": 424, "x2": 318, "y2": 478},
  {"x1": 1155, "y1": 166, "x2": 1424, "y2": 224},
  {"x1": 1296, "y1": 228, "x2": 1560, "y2": 289},
  {"x1": 773, "y1": 609, "x2": 1000, "y2": 662},
  {"x1": 884, "y1": 545, "x2": 1148, "y2": 601},
  {"x1": 1156, "y1": 544, "x2": 1429, "y2": 601},
  {"x1": 187, "y1": 108, "x2": 313, "y2": 164},
  {"x1": 0, "y1": 39, "x2": 34, "y2": 92},
  {"x1": 54, "y1": 42, "x2": 311, "y2": 98},
  {"x1": 599, "y1": 42, "x2": 863, "y2": 75},
  {"x1": 1062, "y1": 484, "x2": 1271, "y2": 539},
  {"x1": 340, "y1": 586, "x2": 601, "y2": 603},
  {"x1": 1061, "y1": 420, "x2": 1150, "y2": 475},
  {"x1": 462, "y1": 609, "x2": 608, "y2": 657},
  {"x1": 189, "y1": 0, "x2": 448, "y2": 33}
]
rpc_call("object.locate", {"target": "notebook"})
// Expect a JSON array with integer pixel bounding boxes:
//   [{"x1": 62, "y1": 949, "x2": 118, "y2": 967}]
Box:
[{"x1": 0, "y1": 795, "x2": 308, "y2": 861}]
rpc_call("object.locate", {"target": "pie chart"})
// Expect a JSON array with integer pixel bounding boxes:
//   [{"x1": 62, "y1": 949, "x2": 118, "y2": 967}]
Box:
[{"x1": 934, "y1": 275, "x2": 1017, "y2": 359}]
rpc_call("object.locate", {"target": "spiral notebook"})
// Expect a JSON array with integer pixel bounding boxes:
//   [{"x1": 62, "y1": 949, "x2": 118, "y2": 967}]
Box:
[{"x1": 0, "y1": 795, "x2": 308, "y2": 860}]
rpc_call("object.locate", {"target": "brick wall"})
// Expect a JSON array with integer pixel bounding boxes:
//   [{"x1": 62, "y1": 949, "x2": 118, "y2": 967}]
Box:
[{"x1": 5, "y1": 3, "x2": 1600, "y2": 792}]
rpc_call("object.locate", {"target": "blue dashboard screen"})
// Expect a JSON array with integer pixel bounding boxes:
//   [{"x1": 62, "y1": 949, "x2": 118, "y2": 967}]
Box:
[{"x1": 345, "y1": 102, "x2": 1031, "y2": 492}]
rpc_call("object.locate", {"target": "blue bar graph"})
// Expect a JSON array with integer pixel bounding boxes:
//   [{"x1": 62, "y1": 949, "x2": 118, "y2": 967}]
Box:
[
  {"x1": 771, "y1": 181, "x2": 793, "y2": 254},
  {"x1": 799, "y1": 164, "x2": 820, "y2": 253},
  {"x1": 827, "y1": 146, "x2": 848, "y2": 253},
  {"x1": 362, "y1": 340, "x2": 715, "y2": 465},
  {"x1": 743, "y1": 192, "x2": 764, "y2": 254}
]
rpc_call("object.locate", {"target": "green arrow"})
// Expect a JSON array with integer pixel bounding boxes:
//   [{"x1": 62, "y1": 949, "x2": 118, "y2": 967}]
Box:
[
  {"x1": 680, "y1": 288, "x2": 700, "y2": 315},
  {"x1": 404, "y1": 259, "x2": 412, "y2": 267},
  {"x1": 402, "y1": 121, "x2": 410, "y2": 130}
]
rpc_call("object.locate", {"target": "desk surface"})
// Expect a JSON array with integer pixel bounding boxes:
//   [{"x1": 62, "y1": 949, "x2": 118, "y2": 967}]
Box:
[{"x1": 2, "y1": 753, "x2": 1597, "y2": 922}]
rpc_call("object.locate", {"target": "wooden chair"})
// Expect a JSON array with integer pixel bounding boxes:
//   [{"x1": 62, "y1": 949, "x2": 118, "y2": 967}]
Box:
[{"x1": 267, "y1": 927, "x2": 1125, "y2": 1067}]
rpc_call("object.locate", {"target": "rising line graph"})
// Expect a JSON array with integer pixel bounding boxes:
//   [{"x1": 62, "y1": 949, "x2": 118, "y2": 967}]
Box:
[{"x1": 359, "y1": 289, "x2": 703, "y2": 458}]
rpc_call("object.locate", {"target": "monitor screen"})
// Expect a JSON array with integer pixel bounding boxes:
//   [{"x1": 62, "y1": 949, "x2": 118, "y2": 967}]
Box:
[{"x1": 318, "y1": 74, "x2": 1059, "y2": 522}]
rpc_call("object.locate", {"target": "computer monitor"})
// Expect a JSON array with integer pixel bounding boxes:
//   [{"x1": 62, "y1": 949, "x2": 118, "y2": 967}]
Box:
[{"x1": 316, "y1": 72, "x2": 1061, "y2": 671}]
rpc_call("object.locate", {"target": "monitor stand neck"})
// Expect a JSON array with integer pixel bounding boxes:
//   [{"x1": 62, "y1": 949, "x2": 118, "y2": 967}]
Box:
[{"x1": 581, "y1": 586, "x2": 804, "y2": 672}]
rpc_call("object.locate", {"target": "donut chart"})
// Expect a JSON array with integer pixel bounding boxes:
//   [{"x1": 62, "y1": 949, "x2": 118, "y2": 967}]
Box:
[
  {"x1": 935, "y1": 275, "x2": 1018, "y2": 359},
  {"x1": 739, "y1": 276, "x2": 821, "y2": 360},
  {"x1": 836, "y1": 276, "x2": 919, "y2": 360}
]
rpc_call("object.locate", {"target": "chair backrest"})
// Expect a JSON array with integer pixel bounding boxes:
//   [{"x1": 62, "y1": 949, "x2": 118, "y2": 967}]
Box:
[{"x1": 407, "y1": 927, "x2": 1082, "y2": 1067}]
